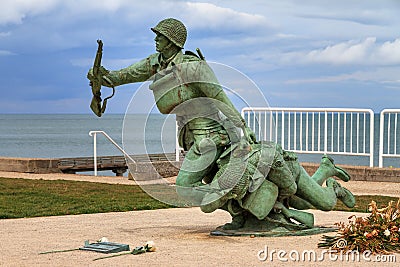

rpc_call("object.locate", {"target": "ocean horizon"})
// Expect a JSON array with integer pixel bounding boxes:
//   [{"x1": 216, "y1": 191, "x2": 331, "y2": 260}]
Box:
[
  {"x1": 0, "y1": 113, "x2": 176, "y2": 158},
  {"x1": 0, "y1": 113, "x2": 398, "y2": 171}
]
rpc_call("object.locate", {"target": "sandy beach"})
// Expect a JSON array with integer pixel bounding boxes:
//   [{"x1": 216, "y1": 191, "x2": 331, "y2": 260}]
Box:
[{"x1": 0, "y1": 171, "x2": 399, "y2": 266}]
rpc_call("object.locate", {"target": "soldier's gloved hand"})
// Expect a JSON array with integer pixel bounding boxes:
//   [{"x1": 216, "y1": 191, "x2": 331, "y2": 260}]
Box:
[
  {"x1": 87, "y1": 66, "x2": 110, "y2": 82},
  {"x1": 87, "y1": 67, "x2": 95, "y2": 81},
  {"x1": 243, "y1": 126, "x2": 256, "y2": 144}
]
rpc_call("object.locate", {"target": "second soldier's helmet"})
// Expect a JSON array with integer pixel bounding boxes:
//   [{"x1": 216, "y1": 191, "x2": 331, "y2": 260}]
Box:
[{"x1": 151, "y1": 18, "x2": 187, "y2": 49}]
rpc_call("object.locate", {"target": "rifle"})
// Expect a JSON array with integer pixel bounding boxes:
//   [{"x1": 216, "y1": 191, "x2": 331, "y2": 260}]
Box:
[
  {"x1": 274, "y1": 201, "x2": 314, "y2": 228},
  {"x1": 89, "y1": 40, "x2": 115, "y2": 117},
  {"x1": 196, "y1": 48, "x2": 205, "y2": 60}
]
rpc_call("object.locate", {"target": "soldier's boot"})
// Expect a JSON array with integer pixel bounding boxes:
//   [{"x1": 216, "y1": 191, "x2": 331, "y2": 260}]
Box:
[
  {"x1": 222, "y1": 200, "x2": 246, "y2": 230},
  {"x1": 223, "y1": 213, "x2": 246, "y2": 230},
  {"x1": 312, "y1": 155, "x2": 351, "y2": 185},
  {"x1": 326, "y1": 178, "x2": 355, "y2": 208}
]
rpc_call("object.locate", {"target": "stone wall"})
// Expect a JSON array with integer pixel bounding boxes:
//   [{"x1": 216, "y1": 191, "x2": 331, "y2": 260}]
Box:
[
  {"x1": 0, "y1": 157, "x2": 61, "y2": 173},
  {"x1": 0, "y1": 156, "x2": 399, "y2": 183}
]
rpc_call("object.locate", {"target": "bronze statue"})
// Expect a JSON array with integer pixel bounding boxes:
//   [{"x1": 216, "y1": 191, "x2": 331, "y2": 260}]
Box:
[{"x1": 87, "y1": 18, "x2": 355, "y2": 235}]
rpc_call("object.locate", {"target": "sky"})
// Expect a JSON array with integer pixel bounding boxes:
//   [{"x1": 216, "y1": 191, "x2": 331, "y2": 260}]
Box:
[{"x1": 1, "y1": 0, "x2": 399, "y2": 114}]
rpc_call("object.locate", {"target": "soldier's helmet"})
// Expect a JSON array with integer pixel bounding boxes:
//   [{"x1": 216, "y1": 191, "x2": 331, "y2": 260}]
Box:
[{"x1": 151, "y1": 18, "x2": 187, "y2": 49}]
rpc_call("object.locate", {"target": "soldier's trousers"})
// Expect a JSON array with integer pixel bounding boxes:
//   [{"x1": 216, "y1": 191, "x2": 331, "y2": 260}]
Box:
[{"x1": 175, "y1": 128, "x2": 229, "y2": 205}]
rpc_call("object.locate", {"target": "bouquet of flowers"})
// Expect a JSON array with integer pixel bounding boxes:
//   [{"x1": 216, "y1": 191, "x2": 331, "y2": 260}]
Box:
[{"x1": 318, "y1": 199, "x2": 400, "y2": 254}]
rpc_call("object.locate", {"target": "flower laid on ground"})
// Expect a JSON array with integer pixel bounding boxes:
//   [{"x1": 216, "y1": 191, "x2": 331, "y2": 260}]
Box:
[
  {"x1": 144, "y1": 240, "x2": 157, "y2": 252},
  {"x1": 97, "y1": 237, "x2": 109, "y2": 243},
  {"x1": 318, "y1": 199, "x2": 400, "y2": 254}
]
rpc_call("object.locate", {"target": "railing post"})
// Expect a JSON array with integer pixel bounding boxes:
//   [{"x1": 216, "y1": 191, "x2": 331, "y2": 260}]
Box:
[
  {"x1": 379, "y1": 110, "x2": 385, "y2": 167},
  {"x1": 175, "y1": 122, "x2": 180, "y2": 162},
  {"x1": 324, "y1": 111, "x2": 328, "y2": 154},
  {"x1": 91, "y1": 132, "x2": 98, "y2": 176},
  {"x1": 369, "y1": 110, "x2": 374, "y2": 167},
  {"x1": 89, "y1": 130, "x2": 137, "y2": 176},
  {"x1": 281, "y1": 111, "x2": 285, "y2": 148}
]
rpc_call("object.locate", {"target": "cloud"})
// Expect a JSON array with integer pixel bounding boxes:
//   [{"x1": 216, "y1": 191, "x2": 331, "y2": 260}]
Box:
[
  {"x1": 376, "y1": 38, "x2": 400, "y2": 64},
  {"x1": 0, "y1": 0, "x2": 58, "y2": 25},
  {"x1": 297, "y1": 10, "x2": 389, "y2": 27},
  {"x1": 0, "y1": 0, "x2": 274, "y2": 53},
  {"x1": 0, "y1": 50, "x2": 15, "y2": 56},
  {"x1": 306, "y1": 37, "x2": 376, "y2": 64},
  {"x1": 0, "y1": 31, "x2": 11, "y2": 37},
  {"x1": 281, "y1": 37, "x2": 400, "y2": 66},
  {"x1": 285, "y1": 66, "x2": 400, "y2": 85},
  {"x1": 0, "y1": 0, "x2": 135, "y2": 25},
  {"x1": 70, "y1": 57, "x2": 140, "y2": 69},
  {"x1": 2, "y1": 0, "x2": 269, "y2": 30},
  {"x1": 181, "y1": 2, "x2": 270, "y2": 31}
]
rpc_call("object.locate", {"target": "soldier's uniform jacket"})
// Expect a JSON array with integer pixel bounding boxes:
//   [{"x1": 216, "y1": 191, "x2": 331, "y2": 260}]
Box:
[{"x1": 105, "y1": 51, "x2": 239, "y2": 153}]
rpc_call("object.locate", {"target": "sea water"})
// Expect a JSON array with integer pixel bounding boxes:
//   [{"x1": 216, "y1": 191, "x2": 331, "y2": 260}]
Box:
[
  {"x1": 0, "y1": 113, "x2": 176, "y2": 157},
  {"x1": 0, "y1": 113, "x2": 398, "y2": 169}
]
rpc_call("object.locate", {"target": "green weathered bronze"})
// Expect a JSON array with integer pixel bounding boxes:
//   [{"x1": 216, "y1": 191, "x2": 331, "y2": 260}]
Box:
[
  {"x1": 87, "y1": 18, "x2": 355, "y2": 236},
  {"x1": 201, "y1": 140, "x2": 355, "y2": 235},
  {"x1": 87, "y1": 17, "x2": 255, "y2": 203},
  {"x1": 88, "y1": 40, "x2": 115, "y2": 117}
]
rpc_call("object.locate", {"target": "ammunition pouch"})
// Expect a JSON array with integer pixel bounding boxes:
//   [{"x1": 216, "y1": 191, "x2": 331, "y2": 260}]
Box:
[{"x1": 149, "y1": 67, "x2": 201, "y2": 114}]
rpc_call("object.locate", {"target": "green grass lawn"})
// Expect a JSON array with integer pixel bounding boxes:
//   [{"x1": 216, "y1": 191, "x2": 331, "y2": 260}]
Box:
[
  {"x1": 0, "y1": 177, "x2": 397, "y2": 219},
  {"x1": 0, "y1": 177, "x2": 172, "y2": 219},
  {"x1": 333, "y1": 195, "x2": 399, "y2": 213}
]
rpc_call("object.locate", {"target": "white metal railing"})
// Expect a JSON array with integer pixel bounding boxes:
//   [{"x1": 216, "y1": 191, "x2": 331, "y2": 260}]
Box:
[
  {"x1": 90, "y1": 108, "x2": 400, "y2": 169},
  {"x1": 89, "y1": 130, "x2": 135, "y2": 176},
  {"x1": 241, "y1": 107, "x2": 375, "y2": 167},
  {"x1": 175, "y1": 122, "x2": 181, "y2": 161},
  {"x1": 379, "y1": 109, "x2": 400, "y2": 167}
]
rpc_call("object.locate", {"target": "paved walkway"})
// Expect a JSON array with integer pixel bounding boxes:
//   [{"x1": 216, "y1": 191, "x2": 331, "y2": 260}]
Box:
[{"x1": 1, "y1": 208, "x2": 399, "y2": 266}]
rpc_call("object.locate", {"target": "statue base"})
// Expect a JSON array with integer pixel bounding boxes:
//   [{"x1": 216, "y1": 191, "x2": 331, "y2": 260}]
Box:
[{"x1": 210, "y1": 215, "x2": 337, "y2": 237}]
